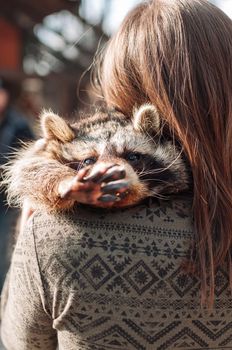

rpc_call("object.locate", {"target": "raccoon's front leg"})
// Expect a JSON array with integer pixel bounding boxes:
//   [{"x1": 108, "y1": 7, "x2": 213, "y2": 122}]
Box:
[{"x1": 59, "y1": 164, "x2": 129, "y2": 206}]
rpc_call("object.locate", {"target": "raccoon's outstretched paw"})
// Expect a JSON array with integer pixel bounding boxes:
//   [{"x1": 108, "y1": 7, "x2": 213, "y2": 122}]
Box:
[
  {"x1": 82, "y1": 163, "x2": 126, "y2": 183},
  {"x1": 58, "y1": 167, "x2": 91, "y2": 199},
  {"x1": 82, "y1": 164, "x2": 129, "y2": 204},
  {"x1": 58, "y1": 164, "x2": 129, "y2": 206},
  {"x1": 58, "y1": 173, "x2": 100, "y2": 203}
]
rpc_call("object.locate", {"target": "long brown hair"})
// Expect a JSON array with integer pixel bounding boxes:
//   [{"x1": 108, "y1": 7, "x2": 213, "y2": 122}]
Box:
[{"x1": 94, "y1": 0, "x2": 232, "y2": 305}]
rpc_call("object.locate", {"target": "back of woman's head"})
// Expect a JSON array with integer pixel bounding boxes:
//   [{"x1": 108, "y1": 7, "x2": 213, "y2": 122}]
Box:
[{"x1": 96, "y1": 0, "x2": 232, "y2": 305}]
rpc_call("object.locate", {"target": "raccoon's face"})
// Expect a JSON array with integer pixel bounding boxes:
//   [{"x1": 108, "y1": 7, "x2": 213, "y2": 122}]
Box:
[{"x1": 40, "y1": 105, "x2": 190, "y2": 207}]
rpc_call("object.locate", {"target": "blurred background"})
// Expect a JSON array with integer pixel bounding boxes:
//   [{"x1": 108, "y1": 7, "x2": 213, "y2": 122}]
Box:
[
  {"x1": 0, "y1": 0, "x2": 231, "y2": 334},
  {"x1": 0, "y1": 0, "x2": 231, "y2": 141}
]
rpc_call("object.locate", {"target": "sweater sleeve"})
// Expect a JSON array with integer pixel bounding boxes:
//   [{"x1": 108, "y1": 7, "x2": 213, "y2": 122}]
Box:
[{"x1": 0, "y1": 215, "x2": 57, "y2": 350}]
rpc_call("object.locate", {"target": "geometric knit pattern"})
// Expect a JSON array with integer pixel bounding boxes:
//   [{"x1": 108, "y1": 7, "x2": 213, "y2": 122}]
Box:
[{"x1": 1, "y1": 195, "x2": 232, "y2": 350}]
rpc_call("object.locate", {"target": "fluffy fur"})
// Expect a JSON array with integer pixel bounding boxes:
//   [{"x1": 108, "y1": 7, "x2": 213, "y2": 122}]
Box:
[{"x1": 1, "y1": 104, "x2": 191, "y2": 211}]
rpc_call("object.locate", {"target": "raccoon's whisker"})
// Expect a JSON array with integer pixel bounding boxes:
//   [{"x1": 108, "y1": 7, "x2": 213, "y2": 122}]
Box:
[
  {"x1": 141, "y1": 178, "x2": 173, "y2": 185},
  {"x1": 138, "y1": 168, "x2": 167, "y2": 176},
  {"x1": 63, "y1": 161, "x2": 84, "y2": 171},
  {"x1": 161, "y1": 150, "x2": 185, "y2": 171},
  {"x1": 137, "y1": 165, "x2": 162, "y2": 177},
  {"x1": 149, "y1": 190, "x2": 168, "y2": 200},
  {"x1": 64, "y1": 161, "x2": 79, "y2": 166},
  {"x1": 78, "y1": 161, "x2": 84, "y2": 171},
  {"x1": 144, "y1": 130, "x2": 157, "y2": 142},
  {"x1": 149, "y1": 188, "x2": 170, "y2": 198},
  {"x1": 137, "y1": 166, "x2": 147, "y2": 177},
  {"x1": 142, "y1": 150, "x2": 184, "y2": 176},
  {"x1": 140, "y1": 169, "x2": 164, "y2": 175}
]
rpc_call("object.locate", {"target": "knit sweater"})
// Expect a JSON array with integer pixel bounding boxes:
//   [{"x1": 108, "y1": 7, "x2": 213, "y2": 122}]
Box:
[{"x1": 1, "y1": 196, "x2": 232, "y2": 350}]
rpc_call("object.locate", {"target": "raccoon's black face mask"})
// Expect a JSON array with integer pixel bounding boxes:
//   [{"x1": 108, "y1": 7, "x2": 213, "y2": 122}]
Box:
[{"x1": 40, "y1": 104, "x2": 190, "y2": 206}]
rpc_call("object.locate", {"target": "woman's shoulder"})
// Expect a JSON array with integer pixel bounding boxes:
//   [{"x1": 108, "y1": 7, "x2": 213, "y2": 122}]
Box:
[{"x1": 31, "y1": 195, "x2": 193, "y2": 245}]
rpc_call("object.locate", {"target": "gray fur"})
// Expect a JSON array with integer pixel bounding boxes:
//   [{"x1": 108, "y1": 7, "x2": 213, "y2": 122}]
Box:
[{"x1": 1, "y1": 105, "x2": 190, "y2": 210}]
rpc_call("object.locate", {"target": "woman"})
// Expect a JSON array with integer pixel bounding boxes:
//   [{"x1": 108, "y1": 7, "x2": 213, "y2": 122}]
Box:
[
  {"x1": 97, "y1": 0, "x2": 232, "y2": 305},
  {"x1": 1, "y1": 1, "x2": 232, "y2": 349}
]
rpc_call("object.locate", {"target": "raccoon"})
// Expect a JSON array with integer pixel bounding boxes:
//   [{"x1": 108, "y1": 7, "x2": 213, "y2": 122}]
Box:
[{"x1": 2, "y1": 104, "x2": 190, "y2": 211}]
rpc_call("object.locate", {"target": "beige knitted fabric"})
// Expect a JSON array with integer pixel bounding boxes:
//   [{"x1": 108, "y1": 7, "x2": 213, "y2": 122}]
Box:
[{"x1": 1, "y1": 196, "x2": 232, "y2": 350}]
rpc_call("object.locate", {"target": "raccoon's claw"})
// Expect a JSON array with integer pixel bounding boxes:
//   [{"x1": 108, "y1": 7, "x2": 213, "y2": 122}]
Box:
[
  {"x1": 81, "y1": 164, "x2": 116, "y2": 182},
  {"x1": 101, "y1": 180, "x2": 129, "y2": 194},
  {"x1": 98, "y1": 167, "x2": 126, "y2": 183},
  {"x1": 98, "y1": 194, "x2": 120, "y2": 203},
  {"x1": 82, "y1": 164, "x2": 126, "y2": 183},
  {"x1": 99, "y1": 180, "x2": 130, "y2": 204}
]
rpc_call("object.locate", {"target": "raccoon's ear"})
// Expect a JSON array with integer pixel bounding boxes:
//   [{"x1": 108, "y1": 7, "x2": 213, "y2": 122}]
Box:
[
  {"x1": 133, "y1": 104, "x2": 160, "y2": 134},
  {"x1": 40, "y1": 111, "x2": 75, "y2": 142}
]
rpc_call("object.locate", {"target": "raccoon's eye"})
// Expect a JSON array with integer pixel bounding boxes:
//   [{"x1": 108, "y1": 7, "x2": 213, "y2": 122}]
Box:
[
  {"x1": 125, "y1": 152, "x2": 141, "y2": 163},
  {"x1": 83, "y1": 157, "x2": 97, "y2": 166}
]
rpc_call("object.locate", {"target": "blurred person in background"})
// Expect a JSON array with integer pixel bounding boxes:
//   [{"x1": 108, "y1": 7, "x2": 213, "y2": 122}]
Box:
[{"x1": 0, "y1": 77, "x2": 34, "y2": 291}]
